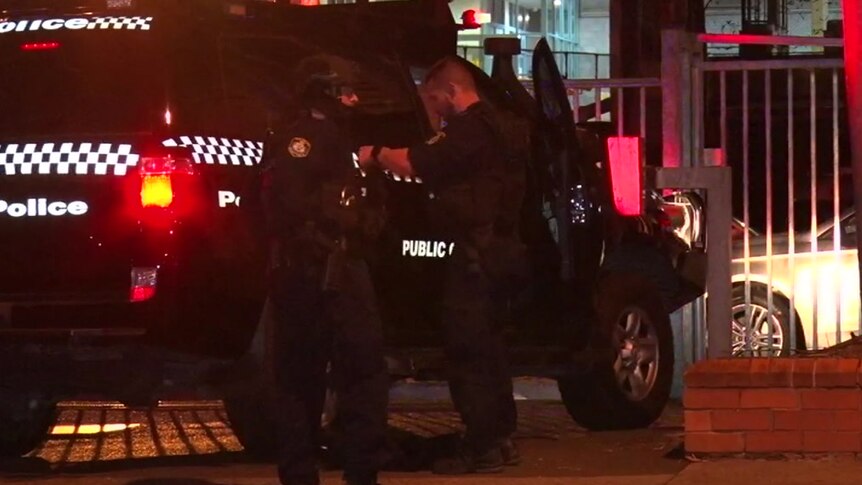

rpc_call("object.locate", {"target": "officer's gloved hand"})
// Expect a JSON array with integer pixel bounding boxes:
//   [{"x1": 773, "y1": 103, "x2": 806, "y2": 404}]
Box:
[
  {"x1": 339, "y1": 183, "x2": 365, "y2": 208},
  {"x1": 336, "y1": 183, "x2": 365, "y2": 231}
]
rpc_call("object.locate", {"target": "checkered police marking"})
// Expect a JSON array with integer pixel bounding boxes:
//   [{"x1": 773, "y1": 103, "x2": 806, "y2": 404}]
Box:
[
  {"x1": 86, "y1": 16, "x2": 153, "y2": 30},
  {"x1": 351, "y1": 153, "x2": 422, "y2": 184},
  {"x1": 163, "y1": 137, "x2": 263, "y2": 166},
  {"x1": 386, "y1": 172, "x2": 422, "y2": 184},
  {"x1": 0, "y1": 143, "x2": 139, "y2": 176},
  {"x1": 0, "y1": 17, "x2": 153, "y2": 35}
]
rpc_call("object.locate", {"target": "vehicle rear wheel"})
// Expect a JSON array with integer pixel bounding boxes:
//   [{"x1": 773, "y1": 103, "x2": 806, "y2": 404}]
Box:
[
  {"x1": 558, "y1": 272, "x2": 674, "y2": 430},
  {"x1": 0, "y1": 390, "x2": 55, "y2": 458}
]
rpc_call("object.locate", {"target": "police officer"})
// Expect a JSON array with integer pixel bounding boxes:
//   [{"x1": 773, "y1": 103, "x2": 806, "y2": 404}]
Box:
[
  {"x1": 261, "y1": 54, "x2": 388, "y2": 485},
  {"x1": 358, "y1": 56, "x2": 526, "y2": 475}
]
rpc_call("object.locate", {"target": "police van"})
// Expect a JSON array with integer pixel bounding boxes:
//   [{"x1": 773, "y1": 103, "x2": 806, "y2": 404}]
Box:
[{"x1": 0, "y1": 0, "x2": 705, "y2": 457}]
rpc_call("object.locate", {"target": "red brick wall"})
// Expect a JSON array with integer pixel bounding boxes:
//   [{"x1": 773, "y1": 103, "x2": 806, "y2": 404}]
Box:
[{"x1": 684, "y1": 358, "x2": 862, "y2": 454}]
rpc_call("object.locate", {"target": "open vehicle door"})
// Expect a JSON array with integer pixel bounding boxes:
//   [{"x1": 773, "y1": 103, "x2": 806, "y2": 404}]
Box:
[{"x1": 531, "y1": 38, "x2": 602, "y2": 290}]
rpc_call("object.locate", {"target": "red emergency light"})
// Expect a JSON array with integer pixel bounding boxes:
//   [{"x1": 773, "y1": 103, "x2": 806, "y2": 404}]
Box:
[
  {"x1": 606, "y1": 136, "x2": 643, "y2": 216},
  {"x1": 20, "y1": 42, "x2": 60, "y2": 51},
  {"x1": 460, "y1": 9, "x2": 490, "y2": 30}
]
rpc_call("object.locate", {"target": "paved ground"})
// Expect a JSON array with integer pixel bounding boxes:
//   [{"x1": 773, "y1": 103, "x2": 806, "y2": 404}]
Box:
[
  {"x1": 0, "y1": 378, "x2": 687, "y2": 484},
  {"x1": 2, "y1": 380, "x2": 862, "y2": 484}
]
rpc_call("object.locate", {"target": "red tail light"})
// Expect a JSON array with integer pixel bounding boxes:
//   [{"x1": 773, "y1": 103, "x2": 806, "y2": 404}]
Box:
[
  {"x1": 130, "y1": 267, "x2": 157, "y2": 302},
  {"x1": 139, "y1": 154, "x2": 195, "y2": 209},
  {"x1": 130, "y1": 286, "x2": 156, "y2": 302},
  {"x1": 606, "y1": 136, "x2": 643, "y2": 216}
]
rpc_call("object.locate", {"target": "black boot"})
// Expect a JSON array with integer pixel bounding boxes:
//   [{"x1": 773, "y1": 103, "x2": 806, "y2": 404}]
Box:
[
  {"x1": 432, "y1": 443, "x2": 504, "y2": 475},
  {"x1": 500, "y1": 437, "x2": 521, "y2": 466},
  {"x1": 343, "y1": 470, "x2": 379, "y2": 485}
]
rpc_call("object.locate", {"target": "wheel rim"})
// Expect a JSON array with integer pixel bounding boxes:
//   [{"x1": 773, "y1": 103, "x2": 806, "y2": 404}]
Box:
[
  {"x1": 612, "y1": 307, "x2": 659, "y2": 402},
  {"x1": 731, "y1": 303, "x2": 785, "y2": 357}
]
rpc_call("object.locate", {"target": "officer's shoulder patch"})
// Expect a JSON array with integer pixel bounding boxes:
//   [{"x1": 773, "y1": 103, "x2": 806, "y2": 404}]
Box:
[
  {"x1": 425, "y1": 131, "x2": 446, "y2": 145},
  {"x1": 288, "y1": 137, "x2": 312, "y2": 158}
]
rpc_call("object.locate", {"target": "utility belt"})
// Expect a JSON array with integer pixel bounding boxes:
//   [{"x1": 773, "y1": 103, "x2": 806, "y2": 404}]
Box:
[
  {"x1": 268, "y1": 221, "x2": 348, "y2": 293},
  {"x1": 458, "y1": 224, "x2": 528, "y2": 283}
]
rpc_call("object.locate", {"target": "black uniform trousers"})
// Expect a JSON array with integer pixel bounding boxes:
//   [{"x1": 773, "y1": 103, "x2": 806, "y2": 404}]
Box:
[
  {"x1": 442, "y1": 246, "x2": 518, "y2": 454},
  {"x1": 270, "y1": 255, "x2": 388, "y2": 485}
]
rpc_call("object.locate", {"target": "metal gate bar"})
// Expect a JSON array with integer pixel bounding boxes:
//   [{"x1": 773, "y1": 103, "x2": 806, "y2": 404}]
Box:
[{"x1": 694, "y1": 32, "x2": 851, "y2": 355}]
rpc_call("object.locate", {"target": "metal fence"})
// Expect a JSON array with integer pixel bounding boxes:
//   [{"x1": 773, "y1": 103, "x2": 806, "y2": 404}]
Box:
[
  {"x1": 692, "y1": 34, "x2": 852, "y2": 356},
  {"x1": 518, "y1": 78, "x2": 662, "y2": 148},
  {"x1": 467, "y1": 32, "x2": 852, "y2": 360},
  {"x1": 459, "y1": 46, "x2": 611, "y2": 80}
]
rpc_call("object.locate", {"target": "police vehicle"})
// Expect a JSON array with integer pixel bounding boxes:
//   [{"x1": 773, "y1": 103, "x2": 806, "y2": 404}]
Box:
[{"x1": 0, "y1": 0, "x2": 705, "y2": 457}]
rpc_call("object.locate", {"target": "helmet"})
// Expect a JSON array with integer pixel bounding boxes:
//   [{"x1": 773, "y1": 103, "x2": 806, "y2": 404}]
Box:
[{"x1": 293, "y1": 54, "x2": 359, "y2": 101}]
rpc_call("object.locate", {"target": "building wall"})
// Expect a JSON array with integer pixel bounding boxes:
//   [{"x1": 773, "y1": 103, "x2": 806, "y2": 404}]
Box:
[
  {"x1": 578, "y1": 0, "x2": 609, "y2": 53},
  {"x1": 451, "y1": 0, "x2": 845, "y2": 76},
  {"x1": 578, "y1": 0, "x2": 610, "y2": 76},
  {"x1": 450, "y1": 0, "x2": 586, "y2": 77},
  {"x1": 704, "y1": 0, "x2": 842, "y2": 34},
  {"x1": 575, "y1": 0, "x2": 844, "y2": 59}
]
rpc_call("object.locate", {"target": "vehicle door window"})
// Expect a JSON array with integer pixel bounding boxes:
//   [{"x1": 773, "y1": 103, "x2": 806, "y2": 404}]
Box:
[
  {"x1": 217, "y1": 35, "x2": 309, "y2": 137},
  {"x1": 841, "y1": 215, "x2": 857, "y2": 249},
  {"x1": 341, "y1": 53, "x2": 425, "y2": 146},
  {"x1": 819, "y1": 213, "x2": 857, "y2": 249},
  {"x1": 218, "y1": 36, "x2": 422, "y2": 144},
  {"x1": 531, "y1": 39, "x2": 575, "y2": 131}
]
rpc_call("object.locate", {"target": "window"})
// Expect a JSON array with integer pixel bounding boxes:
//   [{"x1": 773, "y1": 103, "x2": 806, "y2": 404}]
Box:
[
  {"x1": 218, "y1": 35, "x2": 419, "y2": 135},
  {"x1": 217, "y1": 36, "x2": 308, "y2": 135},
  {"x1": 818, "y1": 213, "x2": 857, "y2": 249},
  {"x1": 491, "y1": 0, "x2": 505, "y2": 24},
  {"x1": 0, "y1": 30, "x2": 166, "y2": 135},
  {"x1": 579, "y1": 0, "x2": 608, "y2": 15},
  {"x1": 514, "y1": 6, "x2": 540, "y2": 32},
  {"x1": 842, "y1": 215, "x2": 857, "y2": 248}
]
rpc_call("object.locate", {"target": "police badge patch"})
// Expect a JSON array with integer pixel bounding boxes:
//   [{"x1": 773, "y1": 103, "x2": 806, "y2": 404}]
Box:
[{"x1": 288, "y1": 137, "x2": 311, "y2": 158}]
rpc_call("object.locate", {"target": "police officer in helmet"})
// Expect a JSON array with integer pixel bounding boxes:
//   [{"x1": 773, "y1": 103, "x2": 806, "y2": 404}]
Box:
[
  {"x1": 261, "y1": 53, "x2": 388, "y2": 485},
  {"x1": 358, "y1": 56, "x2": 526, "y2": 475}
]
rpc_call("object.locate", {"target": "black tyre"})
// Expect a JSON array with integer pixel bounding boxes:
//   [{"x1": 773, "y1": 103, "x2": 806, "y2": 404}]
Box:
[
  {"x1": 220, "y1": 297, "x2": 278, "y2": 459},
  {"x1": 0, "y1": 390, "x2": 55, "y2": 458},
  {"x1": 222, "y1": 375, "x2": 279, "y2": 459},
  {"x1": 731, "y1": 285, "x2": 805, "y2": 356},
  {"x1": 558, "y1": 272, "x2": 674, "y2": 430}
]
